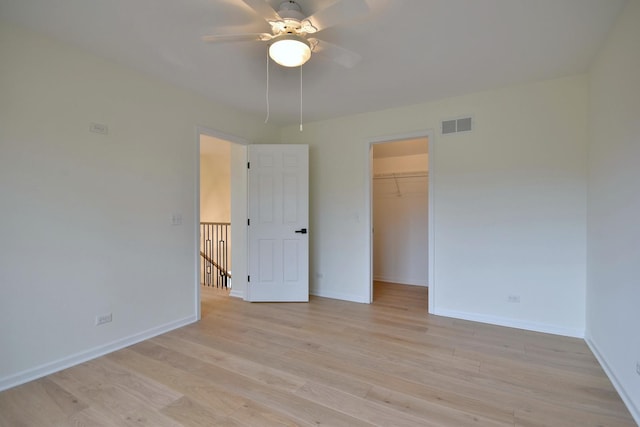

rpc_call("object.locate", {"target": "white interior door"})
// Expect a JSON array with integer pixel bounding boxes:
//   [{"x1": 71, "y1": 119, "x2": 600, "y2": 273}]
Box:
[{"x1": 247, "y1": 144, "x2": 309, "y2": 302}]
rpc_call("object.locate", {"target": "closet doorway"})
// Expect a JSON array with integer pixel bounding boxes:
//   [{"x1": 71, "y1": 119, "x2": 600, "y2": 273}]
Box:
[{"x1": 371, "y1": 137, "x2": 429, "y2": 307}]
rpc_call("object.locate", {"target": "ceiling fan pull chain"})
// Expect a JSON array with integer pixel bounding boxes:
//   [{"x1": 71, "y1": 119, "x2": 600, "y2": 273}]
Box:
[
  {"x1": 265, "y1": 48, "x2": 270, "y2": 124},
  {"x1": 299, "y1": 64, "x2": 303, "y2": 132}
]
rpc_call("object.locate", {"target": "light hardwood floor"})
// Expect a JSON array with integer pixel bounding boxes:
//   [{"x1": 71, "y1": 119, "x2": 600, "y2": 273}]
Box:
[{"x1": 0, "y1": 282, "x2": 635, "y2": 426}]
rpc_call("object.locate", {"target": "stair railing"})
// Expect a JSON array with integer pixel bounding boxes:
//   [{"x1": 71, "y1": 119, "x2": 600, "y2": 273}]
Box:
[{"x1": 200, "y1": 222, "x2": 231, "y2": 288}]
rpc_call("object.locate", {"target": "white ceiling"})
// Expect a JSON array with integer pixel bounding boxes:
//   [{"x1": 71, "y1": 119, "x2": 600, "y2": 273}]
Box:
[{"x1": 0, "y1": 0, "x2": 626, "y2": 126}]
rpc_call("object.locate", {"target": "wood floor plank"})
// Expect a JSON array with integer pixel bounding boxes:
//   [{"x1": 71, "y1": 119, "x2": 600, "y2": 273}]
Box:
[
  {"x1": 294, "y1": 380, "x2": 433, "y2": 427},
  {"x1": 129, "y1": 338, "x2": 372, "y2": 426},
  {"x1": 152, "y1": 334, "x2": 307, "y2": 394},
  {"x1": 159, "y1": 396, "x2": 238, "y2": 426},
  {"x1": 106, "y1": 347, "x2": 250, "y2": 418},
  {"x1": 0, "y1": 378, "x2": 88, "y2": 426},
  {"x1": 48, "y1": 362, "x2": 184, "y2": 427},
  {"x1": 69, "y1": 406, "x2": 129, "y2": 426},
  {"x1": 364, "y1": 385, "x2": 511, "y2": 427},
  {"x1": 60, "y1": 357, "x2": 183, "y2": 410},
  {"x1": 225, "y1": 400, "x2": 309, "y2": 427},
  {"x1": 0, "y1": 282, "x2": 635, "y2": 426},
  {"x1": 282, "y1": 347, "x2": 516, "y2": 425},
  {"x1": 514, "y1": 397, "x2": 636, "y2": 427},
  {"x1": 171, "y1": 327, "x2": 374, "y2": 398}
]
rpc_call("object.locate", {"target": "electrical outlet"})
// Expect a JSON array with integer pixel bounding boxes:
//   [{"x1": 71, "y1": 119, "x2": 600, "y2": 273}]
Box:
[
  {"x1": 96, "y1": 313, "x2": 112, "y2": 326},
  {"x1": 508, "y1": 295, "x2": 520, "y2": 303},
  {"x1": 636, "y1": 361, "x2": 640, "y2": 376}
]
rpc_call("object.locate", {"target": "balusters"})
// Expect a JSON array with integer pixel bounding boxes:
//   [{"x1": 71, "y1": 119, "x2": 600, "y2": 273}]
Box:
[{"x1": 200, "y1": 222, "x2": 231, "y2": 288}]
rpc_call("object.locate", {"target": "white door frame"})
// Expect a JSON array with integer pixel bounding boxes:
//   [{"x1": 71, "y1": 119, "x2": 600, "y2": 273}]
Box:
[
  {"x1": 195, "y1": 126, "x2": 249, "y2": 320},
  {"x1": 366, "y1": 129, "x2": 436, "y2": 314}
]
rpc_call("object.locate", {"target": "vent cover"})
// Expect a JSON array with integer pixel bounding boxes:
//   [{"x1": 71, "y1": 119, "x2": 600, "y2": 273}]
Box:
[{"x1": 442, "y1": 117, "x2": 473, "y2": 134}]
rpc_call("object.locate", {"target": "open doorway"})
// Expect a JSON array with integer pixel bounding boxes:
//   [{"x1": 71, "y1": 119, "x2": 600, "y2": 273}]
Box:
[
  {"x1": 196, "y1": 129, "x2": 249, "y2": 319},
  {"x1": 199, "y1": 135, "x2": 232, "y2": 308},
  {"x1": 371, "y1": 137, "x2": 429, "y2": 307}
]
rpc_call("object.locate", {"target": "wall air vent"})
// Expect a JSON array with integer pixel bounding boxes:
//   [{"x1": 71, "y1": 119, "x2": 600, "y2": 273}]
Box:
[{"x1": 442, "y1": 116, "x2": 473, "y2": 135}]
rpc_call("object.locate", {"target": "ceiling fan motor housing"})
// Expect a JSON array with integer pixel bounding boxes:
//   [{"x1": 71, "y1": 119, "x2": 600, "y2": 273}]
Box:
[
  {"x1": 273, "y1": 0, "x2": 310, "y2": 34},
  {"x1": 277, "y1": 1, "x2": 305, "y2": 19}
]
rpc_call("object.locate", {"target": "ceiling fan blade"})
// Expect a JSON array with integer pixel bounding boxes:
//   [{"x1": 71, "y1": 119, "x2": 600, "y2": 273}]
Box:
[
  {"x1": 202, "y1": 33, "x2": 272, "y2": 43},
  {"x1": 240, "y1": 0, "x2": 282, "y2": 22},
  {"x1": 309, "y1": 38, "x2": 362, "y2": 69},
  {"x1": 304, "y1": 0, "x2": 369, "y2": 32}
]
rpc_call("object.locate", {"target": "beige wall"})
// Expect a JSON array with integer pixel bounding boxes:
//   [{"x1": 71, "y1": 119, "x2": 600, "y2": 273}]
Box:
[
  {"x1": 281, "y1": 74, "x2": 588, "y2": 337},
  {"x1": 200, "y1": 137, "x2": 231, "y2": 223},
  {"x1": 0, "y1": 24, "x2": 278, "y2": 389},
  {"x1": 587, "y1": 0, "x2": 640, "y2": 420}
]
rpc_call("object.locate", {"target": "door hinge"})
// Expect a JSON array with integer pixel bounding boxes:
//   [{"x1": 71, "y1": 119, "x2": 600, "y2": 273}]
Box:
[
  {"x1": 247, "y1": 218, "x2": 250, "y2": 226},
  {"x1": 247, "y1": 162, "x2": 250, "y2": 169},
  {"x1": 247, "y1": 275, "x2": 250, "y2": 282}
]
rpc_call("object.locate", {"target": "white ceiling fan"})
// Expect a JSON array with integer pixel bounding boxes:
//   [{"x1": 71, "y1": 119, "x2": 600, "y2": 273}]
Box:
[{"x1": 202, "y1": 0, "x2": 367, "y2": 68}]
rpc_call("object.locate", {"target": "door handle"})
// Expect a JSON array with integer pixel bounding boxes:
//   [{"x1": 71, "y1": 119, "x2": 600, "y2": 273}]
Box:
[{"x1": 295, "y1": 228, "x2": 307, "y2": 234}]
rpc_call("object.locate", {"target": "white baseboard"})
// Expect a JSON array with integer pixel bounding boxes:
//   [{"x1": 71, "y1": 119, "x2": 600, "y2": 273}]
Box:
[
  {"x1": 433, "y1": 308, "x2": 584, "y2": 338},
  {"x1": 585, "y1": 336, "x2": 640, "y2": 426},
  {"x1": 373, "y1": 275, "x2": 428, "y2": 287},
  {"x1": 310, "y1": 288, "x2": 369, "y2": 304},
  {"x1": 229, "y1": 289, "x2": 245, "y2": 299},
  {"x1": 0, "y1": 315, "x2": 197, "y2": 392}
]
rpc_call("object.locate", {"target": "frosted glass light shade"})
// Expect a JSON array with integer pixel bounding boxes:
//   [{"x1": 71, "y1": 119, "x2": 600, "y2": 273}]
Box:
[{"x1": 269, "y1": 35, "x2": 311, "y2": 67}]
